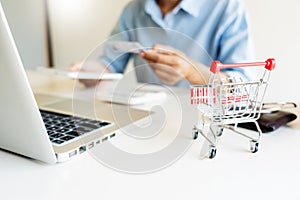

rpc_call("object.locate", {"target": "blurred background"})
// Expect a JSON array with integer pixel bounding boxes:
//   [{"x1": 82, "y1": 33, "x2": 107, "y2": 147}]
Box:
[{"x1": 1, "y1": 0, "x2": 299, "y2": 102}]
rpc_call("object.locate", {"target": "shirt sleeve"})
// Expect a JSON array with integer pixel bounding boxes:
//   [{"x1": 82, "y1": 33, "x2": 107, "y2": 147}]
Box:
[
  {"x1": 218, "y1": 1, "x2": 255, "y2": 80},
  {"x1": 97, "y1": 4, "x2": 133, "y2": 73}
]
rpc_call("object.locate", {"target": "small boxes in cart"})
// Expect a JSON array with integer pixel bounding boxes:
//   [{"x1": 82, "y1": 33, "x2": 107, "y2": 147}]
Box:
[{"x1": 190, "y1": 58, "x2": 275, "y2": 159}]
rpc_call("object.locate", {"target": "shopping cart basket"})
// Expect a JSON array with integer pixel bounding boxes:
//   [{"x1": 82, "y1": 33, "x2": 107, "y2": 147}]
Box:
[{"x1": 190, "y1": 58, "x2": 275, "y2": 159}]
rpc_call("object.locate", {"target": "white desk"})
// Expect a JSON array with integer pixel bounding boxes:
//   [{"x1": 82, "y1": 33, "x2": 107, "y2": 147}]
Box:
[{"x1": 1, "y1": 71, "x2": 300, "y2": 200}]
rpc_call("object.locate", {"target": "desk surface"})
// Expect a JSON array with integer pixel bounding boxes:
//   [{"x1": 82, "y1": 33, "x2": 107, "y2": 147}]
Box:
[{"x1": 1, "y1": 71, "x2": 300, "y2": 200}]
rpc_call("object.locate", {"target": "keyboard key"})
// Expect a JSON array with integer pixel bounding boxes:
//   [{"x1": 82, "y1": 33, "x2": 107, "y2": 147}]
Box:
[
  {"x1": 71, "y1": 117, "x2": 84, "y2": 122},
  {"x1": 54, "y1": 123, "x2": 68, "y2": 127},
  {"x1": 66, "y1": 131, "x2": 81, "y2": 137},
  {"x1": 87, "y1": 119, "x2": 99, "y2": 124},
  {"x1": 45, "y1": 124, "x2": 54, "y2": 129},
  {"x1": 99, "y1": 122, "x2": 110, "y2": 127},
  {"x1": 48, "y1": 126, "x2": 61, "y2": 131},
  {"x1": 65, "y1": 125, "x2": 76, "y2": 129},
  {"x1": 52, "y1": 139, "x2": 65, "y2": 144},
  {"x1": 51, "y1": 133, "x2": 65, "y2": 138},
  {"x1": 55, "y1": 129, "x2": 70, "y2": 134},
  {"x1": 61, "y1": 119, "x2": 74, "y2": 123},
  {"x1": 79, "y1": 123, "x2": 100, "y2": 129},
  {"x1": 47, "y1": 130, "x2": 55, "y2": 135},
  {"x1": 75, "y1": 126, "x2": 92, "y2": 133},
  {"x1": 46, "y1": 121, "x2": 58, "y2": 125},
  {"x1": 81, "y1": 118, "x2": 96, "y2": 123},
  {"x1": 60, "y1": 135, "x2": 75, "y2": 141}
]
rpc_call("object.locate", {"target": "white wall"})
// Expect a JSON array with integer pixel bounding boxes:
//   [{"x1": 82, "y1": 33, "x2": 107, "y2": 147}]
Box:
[
  {"x1": 47, "y1": 0, "x2": 131, "y2": 67},
  {"x1": 244, "y1": 0, "x2": 300, "y2": 102},
  {"x1": 1, "y1": 0, "x2": 47, "y2": 70}
]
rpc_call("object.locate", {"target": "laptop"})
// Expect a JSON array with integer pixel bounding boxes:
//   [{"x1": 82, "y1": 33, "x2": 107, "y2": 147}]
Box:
[{"x1": 0, "y1": 3, "x2": 150, "y2": 164}]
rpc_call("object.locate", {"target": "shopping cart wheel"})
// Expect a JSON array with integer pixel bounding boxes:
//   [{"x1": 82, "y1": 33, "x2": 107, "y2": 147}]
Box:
[
  {"x1": 209, "y1": 146, "x2": 217, "y2": 159},
  {"x1": 193, "y1": 129, "x2": 198, "y2": 140},
  {"x1": 216, "y1": 127, "x2": 224, "y2": 137},
  {"x1": 250, "y1": 140, "x2": 259, "y2": 153}
]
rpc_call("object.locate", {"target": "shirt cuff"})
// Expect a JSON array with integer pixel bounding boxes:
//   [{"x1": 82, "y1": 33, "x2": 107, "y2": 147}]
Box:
[{"x1": 97, "y1": 57, "x2": 117, "y2": 73}]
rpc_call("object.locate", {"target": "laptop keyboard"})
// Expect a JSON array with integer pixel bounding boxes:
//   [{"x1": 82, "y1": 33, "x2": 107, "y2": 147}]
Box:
[{"x1": 40, "y1": 110, "x2": 111, "y2": 145}]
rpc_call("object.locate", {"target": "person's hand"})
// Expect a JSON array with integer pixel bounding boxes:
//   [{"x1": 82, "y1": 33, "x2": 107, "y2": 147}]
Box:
[
  {"x1": 70, "y1": 61, "x2": 110, "y2": 87},
  {"x1": 139, "y1": 44, "x2": 209, "y2": 85}
]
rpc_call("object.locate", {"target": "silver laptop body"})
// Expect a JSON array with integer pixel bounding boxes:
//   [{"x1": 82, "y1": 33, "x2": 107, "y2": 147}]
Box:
[{"x1": 0, "y1": 3, "x2": 148, "y2": 164}]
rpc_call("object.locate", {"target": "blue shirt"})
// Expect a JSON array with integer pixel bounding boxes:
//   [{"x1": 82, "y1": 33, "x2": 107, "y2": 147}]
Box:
[{"x1": 100, "y1": 0, "x2": 255, "y2": 87}]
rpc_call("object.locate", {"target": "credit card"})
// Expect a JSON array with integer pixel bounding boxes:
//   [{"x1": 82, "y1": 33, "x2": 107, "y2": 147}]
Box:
[{"x1": 107, "y1": 40, "x2": 147, "y2": 54}]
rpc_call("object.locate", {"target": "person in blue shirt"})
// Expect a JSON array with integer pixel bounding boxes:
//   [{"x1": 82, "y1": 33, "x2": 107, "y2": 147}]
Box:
[{"x1": 73, "y1": 0, "x2": 254, "y2": 87}]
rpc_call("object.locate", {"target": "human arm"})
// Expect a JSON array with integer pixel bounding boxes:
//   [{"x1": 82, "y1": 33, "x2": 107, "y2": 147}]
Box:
[
  {"x1": 216, "y1": 1, "x2": 255, "y2": 80},
  {"x1": 70, "y1": 61, "x2": 111, "y2": 87},
  {"x1": 140, "y1": 44, "x2": 228, "y2": 85}
]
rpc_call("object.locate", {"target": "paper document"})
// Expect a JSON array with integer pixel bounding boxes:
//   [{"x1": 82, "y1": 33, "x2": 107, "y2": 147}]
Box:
[
  {"x1": 96, "y1": 90, "x2": 167, "y2": 105},
  {"x1": 37, "y1": 67, "x2": 123, "y2": 80}
]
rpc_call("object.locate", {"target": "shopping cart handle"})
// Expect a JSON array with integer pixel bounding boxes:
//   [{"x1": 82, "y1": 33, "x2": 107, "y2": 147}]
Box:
[{"x1": 210, "y1": 58, "x2": 276, "y2": 74}]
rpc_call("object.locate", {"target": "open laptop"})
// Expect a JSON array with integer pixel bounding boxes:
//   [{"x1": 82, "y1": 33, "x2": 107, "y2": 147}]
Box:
[{"x1": 0, "y1": 3, "x2": 150, "y2": 164}]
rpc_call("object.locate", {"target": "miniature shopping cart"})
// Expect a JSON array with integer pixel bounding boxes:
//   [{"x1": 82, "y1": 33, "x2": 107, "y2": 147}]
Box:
[{"x1": 190, "y1": 58, "x2": 275, "y2": 159}]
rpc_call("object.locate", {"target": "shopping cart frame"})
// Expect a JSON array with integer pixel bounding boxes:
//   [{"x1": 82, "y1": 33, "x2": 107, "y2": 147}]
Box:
[{"x1": 190, "y1": 58, "x2": 275, "y2": 159}]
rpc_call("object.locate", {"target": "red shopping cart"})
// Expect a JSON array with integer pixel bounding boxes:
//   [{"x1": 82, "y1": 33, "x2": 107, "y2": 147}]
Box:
[{"x1": 190, "y1": 58, "x2": 275, "y2": 159}]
